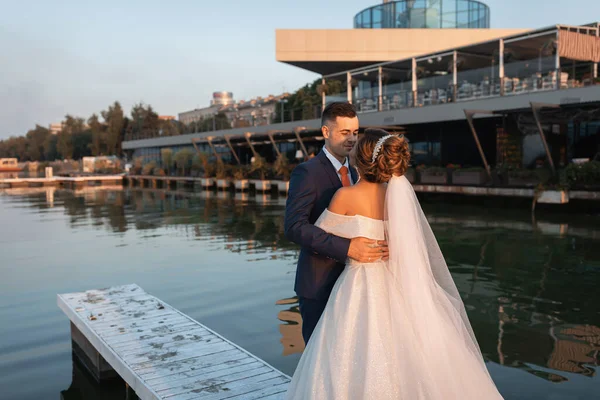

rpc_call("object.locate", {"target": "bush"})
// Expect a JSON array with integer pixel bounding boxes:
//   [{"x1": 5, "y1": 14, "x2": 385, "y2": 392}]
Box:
[
  {"x1": 142, "y1": 161, "x2": 156, "y2": 176},
  {"x1": 215, "y1": 160, "x2": 231, "y2": 179},
  {"x1": 564, "y1": 161, "x2": 600, "y2": 188},
  {"x1": 153, "y1": 167, "x2": 166, "y2": 176},
  {"x1": 417, "y1": 165, "x2": 446, "y2": 176},
  {"x1": 232, "y1": 165, "x2": 248, "y2": 180},
  {"x1": 132, "y1": 157, "x2": 144, "y2": 175},
  {"x1": 273, "y1": 153, "x2": 291, "y2": 180},
  {"x1": 250, "y1": 155, "x2": 270, "y2": 180}
]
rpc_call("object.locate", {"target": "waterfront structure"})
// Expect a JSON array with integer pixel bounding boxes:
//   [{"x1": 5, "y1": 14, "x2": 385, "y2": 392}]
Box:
[{"x1": 123, "y1": 1, "x2": 600, "y2": 177}]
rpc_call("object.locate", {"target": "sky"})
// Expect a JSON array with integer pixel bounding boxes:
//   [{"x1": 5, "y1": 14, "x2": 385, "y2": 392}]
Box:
[{"x1": 0, "y1": 0, "x2": 597, "y2": 139}]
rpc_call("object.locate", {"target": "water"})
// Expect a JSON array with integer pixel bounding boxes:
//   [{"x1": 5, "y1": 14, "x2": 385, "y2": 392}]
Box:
[{"x1": 0, "y1": 186, "x2": 599, "y2": 400}]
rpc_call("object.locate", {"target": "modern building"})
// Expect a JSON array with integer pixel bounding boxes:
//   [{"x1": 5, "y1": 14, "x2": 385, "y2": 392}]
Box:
[{"x1": 123, "y1": 1, "x2": 600, "y2": 176}]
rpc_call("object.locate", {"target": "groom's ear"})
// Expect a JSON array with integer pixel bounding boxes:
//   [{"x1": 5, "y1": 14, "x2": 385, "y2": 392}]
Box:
[{"x1": 322, "y1": 125, "x2": 330, "y2": 139}]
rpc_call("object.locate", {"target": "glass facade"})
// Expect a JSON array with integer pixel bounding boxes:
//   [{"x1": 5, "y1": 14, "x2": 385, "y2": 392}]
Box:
[{"x1": 354, "y1": 0, "x2": 490, "y2": 29}]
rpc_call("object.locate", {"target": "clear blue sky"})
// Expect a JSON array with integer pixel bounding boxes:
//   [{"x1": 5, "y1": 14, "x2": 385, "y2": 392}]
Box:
[{"x1": 0, "y1": 0, "x2": 596, "y2": 138}]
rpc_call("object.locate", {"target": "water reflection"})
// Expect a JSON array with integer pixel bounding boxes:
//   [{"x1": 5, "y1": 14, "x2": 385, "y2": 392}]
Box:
[
  {"x1": 0, "y1": 186, "x2": 598, "y2": 397},
  {"x1": 60, "y1": 354, "x2": 125, "y2": 400}
]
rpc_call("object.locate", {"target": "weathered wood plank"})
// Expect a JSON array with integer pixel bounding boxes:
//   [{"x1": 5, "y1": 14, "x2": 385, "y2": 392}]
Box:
[
  {"x1": 57, "y1": 284, "x2": 290, "y2": 399},
  {"x1": 178, "y1": 375, "x2": 288, "y2": 400},
  {"x1": 139, "y1": 349, "x2": 250, "y2": 381},
  {"x1": 153, "y1": 361, "x2": 267, "y2": 393}
]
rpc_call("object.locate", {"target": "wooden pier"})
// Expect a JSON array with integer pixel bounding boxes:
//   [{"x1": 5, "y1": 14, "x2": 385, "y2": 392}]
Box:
[
  {"x1": 57, "y1": 284, "x2": 290, "y2": 400},
  {"x1": 125, "y1": 176, "x2": 289, "y2": 194},
  {"x1": 0, "y1": 175, "x2": 123, "y2": 189}
]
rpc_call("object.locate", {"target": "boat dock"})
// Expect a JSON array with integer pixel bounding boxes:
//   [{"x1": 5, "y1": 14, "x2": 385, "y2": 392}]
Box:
[
  {"x1": 0, "y1": 175, "x2": 124, "y2": 189},
  {"x1": 57, "y1": 284, "x2": 290, "y2": 400}
]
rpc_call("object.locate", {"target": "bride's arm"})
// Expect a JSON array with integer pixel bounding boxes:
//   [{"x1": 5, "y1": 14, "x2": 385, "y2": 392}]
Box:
[{"x1": 284, "y1": 164, "x2": 350, "y2": 263}]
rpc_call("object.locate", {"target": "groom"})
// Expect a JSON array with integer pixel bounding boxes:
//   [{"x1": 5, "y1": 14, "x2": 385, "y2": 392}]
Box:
[{"x1": 284, "y1": 102, "x2": 389, "y2": 344}]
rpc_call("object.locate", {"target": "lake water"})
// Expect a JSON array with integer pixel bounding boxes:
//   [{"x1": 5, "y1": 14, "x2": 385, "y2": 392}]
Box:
[{"x1": 0, "y1": 186, "x2": 599, "y2": 400}]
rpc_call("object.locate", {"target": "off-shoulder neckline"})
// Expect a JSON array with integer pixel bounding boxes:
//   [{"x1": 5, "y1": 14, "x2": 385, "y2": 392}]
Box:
[{"x1": 324, "y1": 209, "x2": 384, "y2": 222}]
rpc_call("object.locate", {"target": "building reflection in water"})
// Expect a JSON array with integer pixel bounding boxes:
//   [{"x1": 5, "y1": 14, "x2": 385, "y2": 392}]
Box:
[
  {"x1": 276, "y1": 296, "x2": 305, "y2": 356},
  {"x1": 2, "y1": 185, "x2": 599, "y2": 386}
]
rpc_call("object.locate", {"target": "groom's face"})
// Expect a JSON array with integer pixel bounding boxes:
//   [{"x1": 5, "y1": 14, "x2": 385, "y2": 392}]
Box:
[{"x1": 323, "y1": 116, "x2": 359, "y2": 162}]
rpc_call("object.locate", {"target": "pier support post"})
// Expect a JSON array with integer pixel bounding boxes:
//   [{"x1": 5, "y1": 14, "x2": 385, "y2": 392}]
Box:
[{"x1": 70, "y1": 322, "x2": 117, "y2": 382}]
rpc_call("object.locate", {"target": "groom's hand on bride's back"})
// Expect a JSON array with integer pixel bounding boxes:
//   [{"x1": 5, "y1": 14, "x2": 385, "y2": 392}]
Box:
[{"x1": 348, "y1": 238, "x2": 389, "y2": 262}]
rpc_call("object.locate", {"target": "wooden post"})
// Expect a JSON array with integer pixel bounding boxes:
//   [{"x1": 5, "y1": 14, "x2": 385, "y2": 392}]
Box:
[
  {"x1": 464, "y1": 110, "x2": 493, "y2": 181},
  {"x1": 244, "y1": 132, "x2": 258, "y2": 158},
  {"x1": 293, "y1": 128, "x2": 309, "y2": 159},
  {"x1": 206, "y1": 137, "x2": 222, "y2": 162},
  {"x1": 224, "y1": 135, "x2": 241, "y2": 164},
  {"x1": 70, "y1": 322, "x2": 117, "y2": 382},
  {"x1": 267, "y1": 132, "x2": 282, "y2": 157},
  {"x1": 530, "y1": 102, "x2": 558, "y2": 175}
]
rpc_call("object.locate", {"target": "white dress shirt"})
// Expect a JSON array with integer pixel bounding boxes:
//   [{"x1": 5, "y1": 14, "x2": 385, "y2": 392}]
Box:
[{"x1": 323, "y1": 147, "x2": 354, "y2": 185}]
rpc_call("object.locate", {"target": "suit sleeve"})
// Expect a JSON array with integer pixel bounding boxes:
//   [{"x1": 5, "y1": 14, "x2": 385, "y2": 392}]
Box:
[{"x1": 284, "y1": 164, "x2": 350, "y2": 263}]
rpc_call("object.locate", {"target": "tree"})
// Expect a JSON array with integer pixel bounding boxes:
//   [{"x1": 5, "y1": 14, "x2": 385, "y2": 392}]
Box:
[
  {"x1": 128, "y1": 102, "x2": 160, "y2": 140},
  {"x1": 72, "y1": 130, "x2": 93, "y2": 159},
  {"x1": 57, "y1": 115, "x2": 86, "y2": 159},
  {"x1": 88, "y1": 114, "x2": 106, "y2": 156},
  {"x1": 43, "y1": 133, "x2": 59, "y2": 161},
  {"x1": 174, "y1": 148, "x2": 194, "y2": 176},
  {"x1": 161, "y1": 148, "x2": 174, "y2": 174},
  {"x1": 25, "y1": 125, "x2": 51, "y2": 161},
  {"x1": 102, "y1": 101, "x2": 125, "y2": 155}
]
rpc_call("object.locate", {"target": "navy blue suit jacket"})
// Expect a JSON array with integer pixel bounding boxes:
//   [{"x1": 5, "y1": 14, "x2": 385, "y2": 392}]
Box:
[{"x1": 284, "y1": 150, "x2": 358, "y2": 300}]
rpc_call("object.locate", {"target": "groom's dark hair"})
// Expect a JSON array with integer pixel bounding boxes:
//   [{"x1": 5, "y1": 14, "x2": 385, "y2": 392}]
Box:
[{"x1": 321, "y1": 102, "x2": 357, "y2": 128}]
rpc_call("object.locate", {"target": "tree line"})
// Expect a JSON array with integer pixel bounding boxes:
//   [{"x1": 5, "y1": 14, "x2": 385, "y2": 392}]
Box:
[{"x1": 0, "y1": 78, "x2": 333, "y2": 162}]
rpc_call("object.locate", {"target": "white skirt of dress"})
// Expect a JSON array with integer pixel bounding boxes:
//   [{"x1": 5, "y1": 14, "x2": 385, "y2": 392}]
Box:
[{"x1": 284, "y1": 261, "x2": 504, "y2": 400}]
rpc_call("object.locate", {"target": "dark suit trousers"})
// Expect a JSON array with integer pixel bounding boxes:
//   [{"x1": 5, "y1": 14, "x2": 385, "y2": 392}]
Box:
[{"x1": 299, "y1": 297, "x2": 328, "y2": 345}]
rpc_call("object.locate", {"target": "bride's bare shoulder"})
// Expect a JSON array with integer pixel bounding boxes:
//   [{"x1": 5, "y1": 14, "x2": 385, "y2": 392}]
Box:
[{"x1": 328, "y1": 185, "x2": 369, "y2": 215}]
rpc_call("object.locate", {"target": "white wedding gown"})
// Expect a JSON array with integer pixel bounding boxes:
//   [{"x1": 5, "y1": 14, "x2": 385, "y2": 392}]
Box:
[{"x1": 285, "y1": 176, "x2": 503, "y2": 400}]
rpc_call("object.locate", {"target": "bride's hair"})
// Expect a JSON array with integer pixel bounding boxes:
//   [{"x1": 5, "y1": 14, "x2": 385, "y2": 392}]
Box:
[{"x1": 354, "y1": 128, "x2": 410, "y2": 183}]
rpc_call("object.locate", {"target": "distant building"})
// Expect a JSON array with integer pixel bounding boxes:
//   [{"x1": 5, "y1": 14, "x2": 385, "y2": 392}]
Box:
[
  {"x1": 178, "y1": 93, "x2": 290, "y2": 128},
  {"x1": 49, "y1": 123, "x2": 64, "y2": 135},
  {"x1": 178, "y1": 106, "x2": 222, "y2": 125},
  {"x1": 210, "y1": 92, "x2": 235, "y2": 106},
  {"x1": 158, "y1": 116, "x2": 176, "y2": 121}
]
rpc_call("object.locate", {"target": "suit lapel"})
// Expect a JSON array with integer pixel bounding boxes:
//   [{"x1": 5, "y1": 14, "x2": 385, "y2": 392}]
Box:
[
  {"x1": 318, "y1": 150, "x2": 342, "y2": 189},
  {"x1": 350, "y1": 165, "x2": 358, "y2": 184}
]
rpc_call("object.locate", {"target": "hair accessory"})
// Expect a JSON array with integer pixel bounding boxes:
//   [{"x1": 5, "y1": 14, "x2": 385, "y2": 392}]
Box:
[{"x1": 371, "y1": 134, "x2": 396, "y2": 163}]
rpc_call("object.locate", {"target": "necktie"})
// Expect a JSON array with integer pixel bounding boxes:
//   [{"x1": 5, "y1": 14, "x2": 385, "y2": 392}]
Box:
[{"x1": 339, "y1": 166, "x2": 351, "y2": 187}]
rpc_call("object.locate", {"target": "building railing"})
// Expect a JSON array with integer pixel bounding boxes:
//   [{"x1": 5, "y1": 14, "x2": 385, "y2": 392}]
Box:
[{"x1": 328, "y1": 65, "x2": 599, "y2": 115}]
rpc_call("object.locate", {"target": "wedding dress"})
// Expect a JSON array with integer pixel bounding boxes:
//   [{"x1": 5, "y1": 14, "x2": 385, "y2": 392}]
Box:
[{"x1": 284, "y1": 175, "x2": 503, "y2": 400}]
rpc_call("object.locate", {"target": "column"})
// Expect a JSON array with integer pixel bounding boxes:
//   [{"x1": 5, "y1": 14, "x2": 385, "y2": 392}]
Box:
[
  {"x1": 347, "y1": 71, "x2": 352, "y2": 103},
  {"x1": 378, "y1": 66, "x2": 383, "y2": 111},
  {"x1": 411, "y1": 58, "x2": 417, "y2": 107},
  {"x1": 321, "y1": 77, "x2": 326, "y2": 110},
  {"x1": 453, "y1": 50, "x2": 458, "y2": 101},
  {"x1": 499, "y1": 39, "x2": 505, "y2": 95}
]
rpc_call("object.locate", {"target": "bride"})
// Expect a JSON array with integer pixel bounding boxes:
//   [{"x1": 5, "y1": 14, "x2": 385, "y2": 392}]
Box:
[{"x1": 284, "y1": 129, "x2": 503, "y2": 399}]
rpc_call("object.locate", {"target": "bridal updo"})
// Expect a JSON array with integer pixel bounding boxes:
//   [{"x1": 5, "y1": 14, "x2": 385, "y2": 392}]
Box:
[{"x1": 354, "y1": 128, "x2": 410, "y2": 183}]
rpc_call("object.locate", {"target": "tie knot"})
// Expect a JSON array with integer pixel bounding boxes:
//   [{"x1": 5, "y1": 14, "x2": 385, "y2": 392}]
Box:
[{"x1": 339, "y1": 166, "x2": 349, "y2": 175}]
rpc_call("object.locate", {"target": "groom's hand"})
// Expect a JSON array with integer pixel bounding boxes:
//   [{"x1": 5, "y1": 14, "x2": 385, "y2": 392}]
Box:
[{"x1": 348, "y1": 238, "x2": 389, "y2": 263}]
